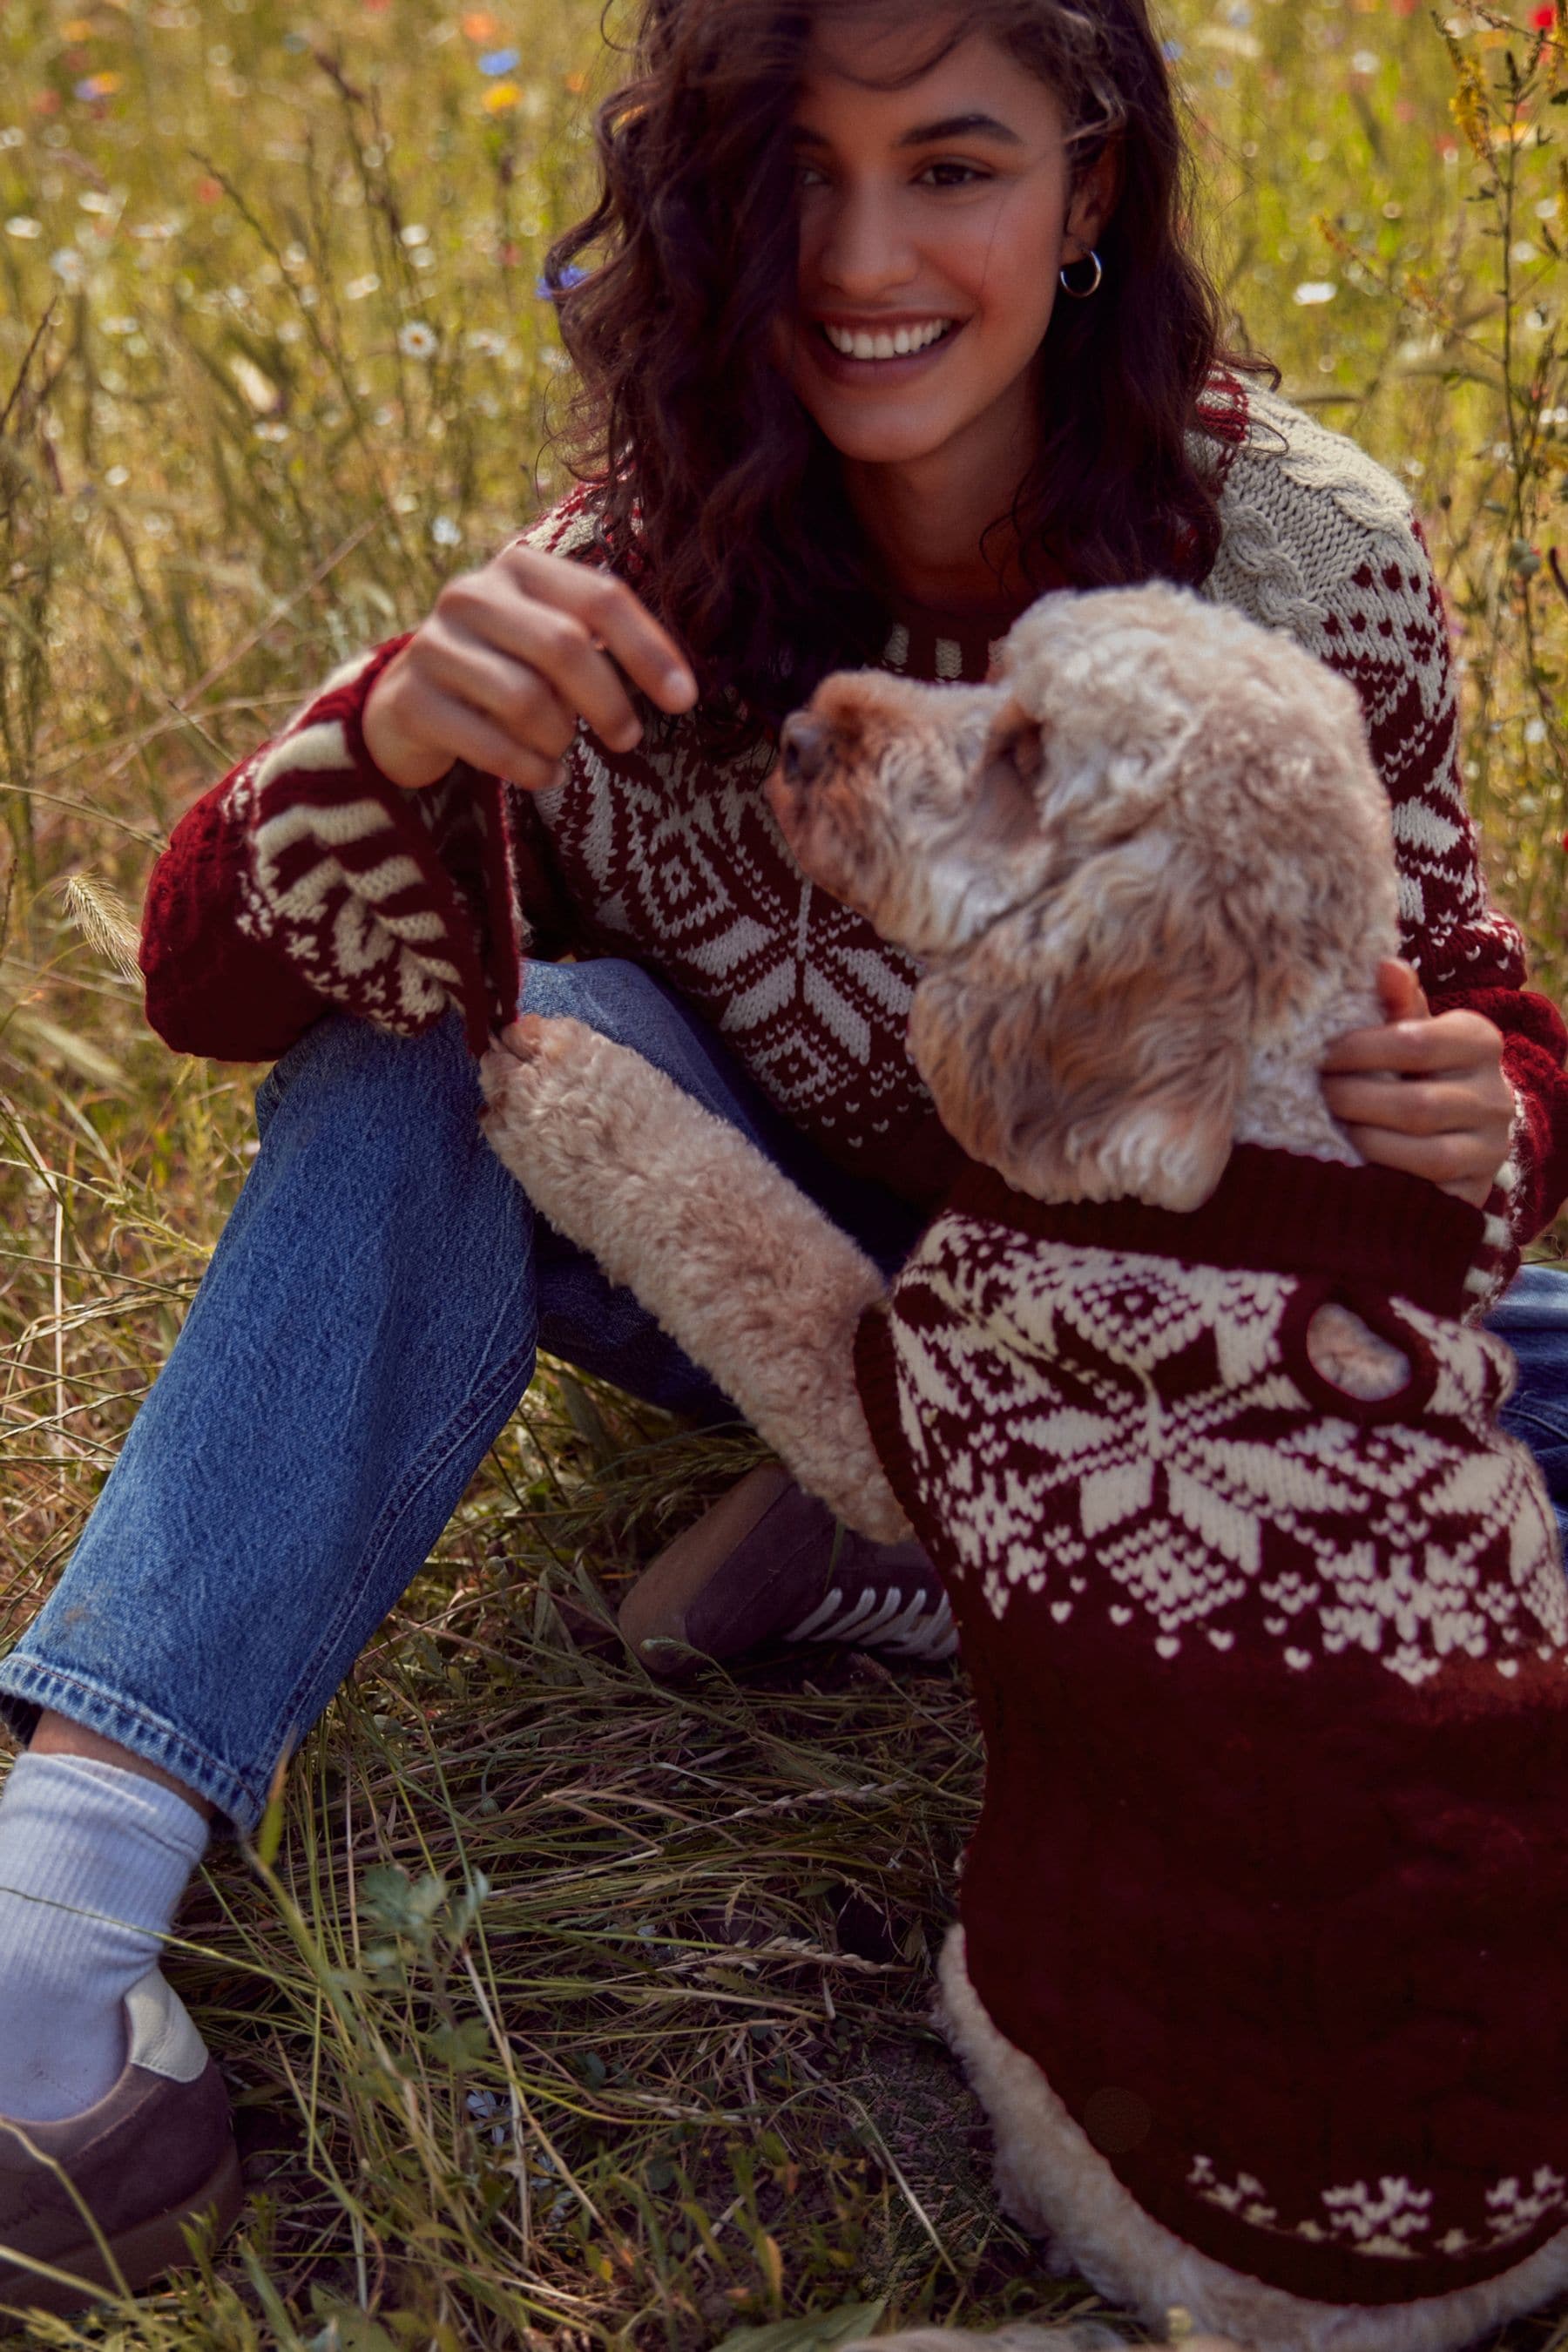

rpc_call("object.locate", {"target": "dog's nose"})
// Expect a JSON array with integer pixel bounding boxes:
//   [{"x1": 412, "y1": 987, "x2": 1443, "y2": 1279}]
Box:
[{"x1": 780, "y1": 714, "x2": 829, "y2": 786}]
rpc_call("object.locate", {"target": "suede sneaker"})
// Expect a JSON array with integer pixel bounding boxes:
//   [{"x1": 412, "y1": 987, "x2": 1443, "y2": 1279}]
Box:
[
  {"x1": 619, "y1": 1462, "x2": 958, "y2": 1677},
  {"x1": 0, "y1": 1970, "x2": 242, "y2": 2325}
]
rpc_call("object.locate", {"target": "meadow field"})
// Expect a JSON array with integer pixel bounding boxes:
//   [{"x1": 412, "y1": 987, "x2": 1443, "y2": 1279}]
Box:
[{"x1": 3, "y1": 0, "x2": 1568, "y2": 2344}]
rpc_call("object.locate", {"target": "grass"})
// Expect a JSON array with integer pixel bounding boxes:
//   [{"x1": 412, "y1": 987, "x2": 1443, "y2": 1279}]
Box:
[{"x1": 3, "y1": 0, "x2": 1568, "y2": 2343}]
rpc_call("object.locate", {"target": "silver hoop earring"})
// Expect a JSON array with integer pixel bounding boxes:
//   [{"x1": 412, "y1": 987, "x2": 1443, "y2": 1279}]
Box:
[{"x1": 1058, "y1": 249, "x2": 1104, "y2": 299}]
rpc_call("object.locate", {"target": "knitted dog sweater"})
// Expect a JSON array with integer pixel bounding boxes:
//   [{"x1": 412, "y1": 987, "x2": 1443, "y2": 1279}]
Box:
[
  {"x1": 853, "y1": 1149, "x2": 1568, "y2": 2308},
  {"x1": 137, "y1": 375, "x2": 1568, "y2": 1240}
]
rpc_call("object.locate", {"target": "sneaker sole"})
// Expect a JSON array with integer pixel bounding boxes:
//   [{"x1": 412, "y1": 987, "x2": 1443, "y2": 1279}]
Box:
[
  {"x1": 618, "y1": 1462, "x2": 794, "y2": 1675},
  {"x1": 0, "y1": 2136, "x2": 243, "y2": 2326}
]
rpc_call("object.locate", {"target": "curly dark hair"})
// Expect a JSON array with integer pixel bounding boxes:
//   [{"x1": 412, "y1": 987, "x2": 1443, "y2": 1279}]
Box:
[{"x1": 544, "y1": 0, "x2": 1267, "y2": 729}]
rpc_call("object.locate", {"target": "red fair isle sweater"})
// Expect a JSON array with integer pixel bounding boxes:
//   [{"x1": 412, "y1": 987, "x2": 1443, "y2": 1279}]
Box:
[
  {"x1": 140, "y1": 380, "x2": 1568, "y2": 1242},
  {"x1": 851, "y1": 1151, "x2": 1568, "y2": 2306}
]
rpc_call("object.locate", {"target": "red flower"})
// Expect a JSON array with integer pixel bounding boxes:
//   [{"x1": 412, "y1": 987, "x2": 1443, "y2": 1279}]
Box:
[{"x1": 1534, "y1": 4, "x2": 1556, "y2": 28}]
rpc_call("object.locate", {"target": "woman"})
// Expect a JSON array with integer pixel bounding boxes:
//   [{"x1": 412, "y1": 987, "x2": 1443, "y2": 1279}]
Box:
[{"x1": 1, "y1": 0, "x2": 1565, "y2": 2305}]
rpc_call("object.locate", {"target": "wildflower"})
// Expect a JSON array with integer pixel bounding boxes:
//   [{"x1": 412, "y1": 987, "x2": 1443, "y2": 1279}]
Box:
[
  {"x1": 1448, "y1": 52, "x2": 1492, "y2": 168},
  {"x1": 478, "y1": 45, "x2": 520, "y2": 73},
  {"x1": 400, "y1": 223, "x2": 429, "y2": 247},
  {"x1": 482, "y1": 80, "x2": 519, "y2": 110},
  {"x1": 105, "y1": 464, "x2": 129, "y2": 488},
  {"x1": 398, "y1": 320, "x2": 437, "y2": 358},
  {"x1": 195, "y1": 176, "x2": 223, "y2": 204},
  {"x1": 4, "y1": 216, "x2": 42, "y2": 239},
  {"x1": 1293, "y1": 280, "x2": 1338, "y2": 305},
  {"x1": 460, "y1": 10, "x2": 498, "y2": 35},
  {"x1": 430, "y1": 515, "x2": 462, "y2": 546},
  {"x1": 1534, "y1": 5, "x2": 1555, "y2": 26},
  {"x1": 1352, "y1": 49, "x2": 1380, "y2": 73},
  {"x1": 465, "y1": 327, "x2": 509, "y2": 356},
  {"x1": 536, "y1": 261, "x2": 588, "y2": 298},
  {"x1": 73, "y1": 72, "x2": 121, "y2": 100},
  {"x1": 344, "y1": 272, "x2": 381, "y2": 300}
]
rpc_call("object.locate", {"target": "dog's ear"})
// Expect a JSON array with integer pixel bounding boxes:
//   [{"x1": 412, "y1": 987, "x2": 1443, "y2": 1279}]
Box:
[
  {"x1": 907, "y1": 822, "x2": 1267, "y2": 1211},
  {"x1": 969, "y1": 698, "x2": 1044, "y2": 852}
]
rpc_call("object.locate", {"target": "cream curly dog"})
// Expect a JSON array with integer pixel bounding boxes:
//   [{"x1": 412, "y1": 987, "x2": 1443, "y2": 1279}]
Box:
[{"x1": 480, "y1": 585, "x2": 1568, "y2": 2352}]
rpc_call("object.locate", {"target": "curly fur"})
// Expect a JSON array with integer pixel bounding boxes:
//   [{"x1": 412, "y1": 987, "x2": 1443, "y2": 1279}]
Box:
[
  {"x1": 478, "y1": 1014, "x2": 909, "y2": 1539},
  {"x1": 768, "y1": 584, "x2": 1398, "y2": 1214}
]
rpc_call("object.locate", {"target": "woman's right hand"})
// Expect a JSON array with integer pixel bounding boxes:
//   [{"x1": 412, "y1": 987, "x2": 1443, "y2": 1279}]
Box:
[{"x1": 362, "y1": 539, "x2": 700, "y2": 792}]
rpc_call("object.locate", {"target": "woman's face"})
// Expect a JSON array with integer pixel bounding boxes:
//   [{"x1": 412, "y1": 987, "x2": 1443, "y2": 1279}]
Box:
[{"x1": 779, "y1": 13, "x2": 1114, "y2": 475}]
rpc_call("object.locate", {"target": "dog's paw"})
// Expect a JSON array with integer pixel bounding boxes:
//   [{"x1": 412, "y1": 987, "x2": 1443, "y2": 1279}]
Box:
[{"x1": 479, "y1": 1015, "x2": 587, "y2": 1117}]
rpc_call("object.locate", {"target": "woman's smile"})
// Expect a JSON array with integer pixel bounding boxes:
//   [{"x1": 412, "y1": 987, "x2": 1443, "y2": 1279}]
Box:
[{"x1": 812, "y1": 314, "x2": 965, "y2": 372}]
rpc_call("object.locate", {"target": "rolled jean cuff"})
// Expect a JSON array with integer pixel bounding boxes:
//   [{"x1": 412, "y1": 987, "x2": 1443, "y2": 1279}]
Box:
[{"x1": 0, "y1": 1658, "x2": 267, "y2": 1833}]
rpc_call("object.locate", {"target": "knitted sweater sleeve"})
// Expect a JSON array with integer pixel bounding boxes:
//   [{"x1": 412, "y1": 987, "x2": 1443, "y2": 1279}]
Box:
[
  {"x1": 140, "y1": 618, "x2": 581, "y2": 1064},
  {"x1": 1203, "y1": 387, "x2": 1568, "y2": 1246}
]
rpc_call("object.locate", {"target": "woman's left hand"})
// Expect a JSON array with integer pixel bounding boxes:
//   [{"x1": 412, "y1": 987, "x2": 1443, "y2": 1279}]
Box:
[{"x1": 1320, "y1": 959, "x2": 1514, "y2": 1208}]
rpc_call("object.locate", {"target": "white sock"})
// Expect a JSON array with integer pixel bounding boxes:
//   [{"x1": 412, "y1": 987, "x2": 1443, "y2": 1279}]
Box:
[{"x1": 0, "y1": 1751, "x2": 209, "y2": 2122}]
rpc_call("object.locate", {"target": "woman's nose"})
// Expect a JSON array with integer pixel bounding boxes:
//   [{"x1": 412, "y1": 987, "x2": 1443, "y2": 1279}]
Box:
[{"x1": 811, "y1": 186, "x2": 918, "y2": 296}]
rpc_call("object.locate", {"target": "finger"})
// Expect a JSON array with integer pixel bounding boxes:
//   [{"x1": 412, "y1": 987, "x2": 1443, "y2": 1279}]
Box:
[
  {"x1": 1321, "y1": 1075, "x2": 1505, "y2": 1137},
  {"x1": 1320, "y1": 1018, "x2": 1484, "y2": 1077},
  {"x1": 421, "y1": 625, "x2": 580, "y2": 760},
  {"x1": 432, "y1": 587, "x2": 644, "y2": 752},
  {"x1": 498, "y1": 544, "x2": 700, "y2": 713},
  {"x1": 1338, "y1": 1120, "x2": 1499, "y2": 1193},
  {"x1": 1375, "y1": 957, "x2": 1429, "y2": 1024},
  {"x1": 401, "y1": 686, "x2": 564, "y2": 793}
]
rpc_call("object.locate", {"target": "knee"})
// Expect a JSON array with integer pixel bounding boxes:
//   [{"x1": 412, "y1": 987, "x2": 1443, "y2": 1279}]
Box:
[
  {"x1": 519, "y1": 956, "x2": 680, "y2": 1050},
  {"x1": 255, "y1": 1008, "x2": 481, "y2": 1152}
]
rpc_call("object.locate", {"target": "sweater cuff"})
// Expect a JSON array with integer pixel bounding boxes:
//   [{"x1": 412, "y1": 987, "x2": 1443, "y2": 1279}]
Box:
[{"x1": 226, "y1": 639, "x2": 514, "y2": 1055}]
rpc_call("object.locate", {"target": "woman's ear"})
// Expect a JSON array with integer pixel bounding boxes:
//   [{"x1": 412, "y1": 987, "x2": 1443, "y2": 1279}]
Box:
[
  {"x1": 1063, "y1": 132, "x2": 1122, "y2": 263},
  {"x1": 906, "y1": 824, "x2": 1258, "y2": 1212}
]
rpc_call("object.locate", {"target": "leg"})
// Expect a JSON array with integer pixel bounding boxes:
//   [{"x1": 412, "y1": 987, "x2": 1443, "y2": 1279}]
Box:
[
  {"x1": 1487, "y1": 1260, "x2": 1568, "y2": 1544},
  {"x1": 5, "y1": 958, "x2": 918, "y2": 1826}
]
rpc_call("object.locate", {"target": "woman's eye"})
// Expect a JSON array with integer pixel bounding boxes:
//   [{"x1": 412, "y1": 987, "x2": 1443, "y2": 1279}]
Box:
[{"x1": 919, "y1": 160, "x2": 987, "y2": 189}]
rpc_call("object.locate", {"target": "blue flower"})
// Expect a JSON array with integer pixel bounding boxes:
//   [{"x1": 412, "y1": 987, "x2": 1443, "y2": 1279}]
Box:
[
  {"x1": 478, "y1": 47, "x2": 520, "y2": 75},
  {"x1": 1162, "y1": 37, "x2": 1183, "y2": 59},
  {"x1": 536, "y1": 262, "x2": 588, "y2": 298}
]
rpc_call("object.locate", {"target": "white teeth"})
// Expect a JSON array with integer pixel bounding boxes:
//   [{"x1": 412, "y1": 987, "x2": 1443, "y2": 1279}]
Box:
[{"x1": 822, "y1": 319, "x2": 951, "y2": 360}]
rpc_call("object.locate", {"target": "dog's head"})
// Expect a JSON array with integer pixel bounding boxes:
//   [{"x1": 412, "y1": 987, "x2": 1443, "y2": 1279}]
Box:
[{"x1": 765, "y1": 583, "x2": 1398, "y2": 1211}]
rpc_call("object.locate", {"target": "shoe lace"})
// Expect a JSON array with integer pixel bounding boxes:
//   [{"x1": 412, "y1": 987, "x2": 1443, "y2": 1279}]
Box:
[{"x1": 786, "y1": 1580, "x2": 958, "y2": 1661}]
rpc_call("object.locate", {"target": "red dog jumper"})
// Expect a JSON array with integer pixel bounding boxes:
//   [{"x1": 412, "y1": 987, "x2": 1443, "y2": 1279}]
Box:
[{"x1": 854, "y1": 1146, "x2": 1568, "y2": 2308}]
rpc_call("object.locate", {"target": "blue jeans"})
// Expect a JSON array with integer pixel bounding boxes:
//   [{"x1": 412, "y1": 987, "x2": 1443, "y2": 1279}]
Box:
[
  {"x1": 2, "y1": 957, "x2": 1565, "y2": 1831},
  {"x1": 0, "y1": 962, "x2": 927, "y2": 1832}
]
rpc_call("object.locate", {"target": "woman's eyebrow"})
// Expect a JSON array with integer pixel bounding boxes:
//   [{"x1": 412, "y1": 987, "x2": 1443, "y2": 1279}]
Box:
[{"x1": 792, "y1": 112, "x2": 1024, "y2": 150}]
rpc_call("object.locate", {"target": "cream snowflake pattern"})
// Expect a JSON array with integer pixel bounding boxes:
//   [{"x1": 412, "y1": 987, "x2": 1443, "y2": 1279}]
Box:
[
  {"x1": 1189, "y1": 2155, "x2": 1568, "y2": 2262},
  {"x1": 883, "y1": 1221, "x2": 1566, "y2": 1685}
]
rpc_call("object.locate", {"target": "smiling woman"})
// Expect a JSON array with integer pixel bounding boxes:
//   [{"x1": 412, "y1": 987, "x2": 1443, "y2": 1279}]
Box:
[{"x1": 544, "y1": 0, "x2": 1247, "y2": 720}]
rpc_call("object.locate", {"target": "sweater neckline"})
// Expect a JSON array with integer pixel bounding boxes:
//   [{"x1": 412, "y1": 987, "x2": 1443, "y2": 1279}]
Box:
[
  {"x1": 880, "y1": 554, "x2": 1071, "y2": 687},
  {"x1": 944, "y1": 1146, "x2": 1493, "y2": 1323}
]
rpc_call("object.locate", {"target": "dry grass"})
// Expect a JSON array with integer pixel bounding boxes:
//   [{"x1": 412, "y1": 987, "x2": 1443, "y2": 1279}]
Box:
[{"x1": 3, "y1": 0, "x2": 1568, "y2": 2343}]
